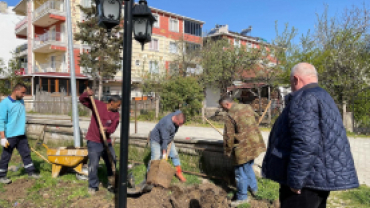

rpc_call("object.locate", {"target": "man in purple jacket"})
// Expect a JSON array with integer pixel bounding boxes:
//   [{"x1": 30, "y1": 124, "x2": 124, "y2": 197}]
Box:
[{"x1": 79, "y1": 89, "x2": 121, "y2": 194}]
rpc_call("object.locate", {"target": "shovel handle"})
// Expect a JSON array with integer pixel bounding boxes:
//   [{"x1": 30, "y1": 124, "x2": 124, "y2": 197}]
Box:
[{"x1": 163, "y1": 142, "x2": 172, "y2": 160}]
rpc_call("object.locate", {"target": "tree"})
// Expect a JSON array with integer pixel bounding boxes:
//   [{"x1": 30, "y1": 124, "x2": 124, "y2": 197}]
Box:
[
  {"x1": 160, "y1": 76, "x2": 204, "y2": 119},
  {"x1": 168, "y1": 36, "x2": 203, "y2": 77},
  {"x1": 201, "y1": 38, "x2": 261, "y2": 94},
  {"x1": 0, "y1": 58, "x2": 30, "y2": 96},
  {"x1": 74, "y1": 5, "x2": 123, "y2": 100}
]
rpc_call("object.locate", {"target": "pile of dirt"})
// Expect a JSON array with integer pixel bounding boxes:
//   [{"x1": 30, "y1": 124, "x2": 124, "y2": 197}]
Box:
[{"x1": 169, "y1": 184, "x2": 229, "y2": 208}]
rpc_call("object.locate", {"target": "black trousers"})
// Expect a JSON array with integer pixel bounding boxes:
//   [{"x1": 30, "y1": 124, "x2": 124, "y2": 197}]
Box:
[
  {"x1": 87, "y1": 141, "x2": 116, "y2": 189},
  {"x1": 280, "y1": 185, "x2": 330, "y2": 208},
  {"x1": 0, "y1": 135, "x2": 36, "y2": 177}
]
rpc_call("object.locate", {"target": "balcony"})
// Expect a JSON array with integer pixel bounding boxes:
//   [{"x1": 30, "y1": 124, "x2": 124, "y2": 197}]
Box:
[
  {"x1": 13, "y1": 43, "x2": 28, "y2": 57},
  {"x1": 34, "y1": 61, "x2": 68, "y2": 73},
  {"x1": 15, "y1": 17, "x2": 28, "y2": 37},
  {"x1": 13, "y1": 0, "x2": 27, "y2": 16},
  {"x1": 33, "y1": 32, "x2": 66, "y2": 53},
  {"x1": 33, "y1": 0, "x2": 65, "y2": 27},
  {"x1": 15, "y1": 63, "x2": 29, "y2": 75}
]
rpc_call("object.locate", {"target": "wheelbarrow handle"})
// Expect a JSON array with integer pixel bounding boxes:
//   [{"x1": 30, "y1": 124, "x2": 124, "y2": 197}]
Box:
[{"x1": 30, "y1": 147, "x2": 51, "y2": 164}]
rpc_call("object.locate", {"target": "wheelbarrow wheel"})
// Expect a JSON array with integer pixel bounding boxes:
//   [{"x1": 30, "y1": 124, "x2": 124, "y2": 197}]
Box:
[{"x1": 76, "y1": 173, "x2": 88, "y2": 181}]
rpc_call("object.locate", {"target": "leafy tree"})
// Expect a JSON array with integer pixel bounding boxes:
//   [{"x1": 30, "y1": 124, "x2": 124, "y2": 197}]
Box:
[
  {"x1": 201, "y1": 38, "x2": 262, "y2": 94},
  {"x1": 0, "y1": 58, "x2": 31, "y2": 96},
  {"x1": 74, "y1": 4, "x2": 123, "y2": 99},
  {"x1": 160, "y1": 76, "x2": 204, "y2": 119}
]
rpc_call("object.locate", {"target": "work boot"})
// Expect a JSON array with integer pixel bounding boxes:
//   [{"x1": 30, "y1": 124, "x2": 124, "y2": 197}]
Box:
[
  {"x1": 0, "y1": 177, "x2": 12, "y2": 184},
  {"x1": 230, "y1": 198, "x2": 250, "y2": 207},
  {"x1": 88, "y1": 187, "x2": 98, "y2": 195},
  {"x1": 175, "y1": 166, "x2": 186, "y2": 183},
  {"x1": 28, "y1": 172, "x2": 41, "y2": 179}
]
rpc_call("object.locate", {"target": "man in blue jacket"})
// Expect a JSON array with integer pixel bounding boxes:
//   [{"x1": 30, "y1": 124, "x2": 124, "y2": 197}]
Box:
[
  {"x1": 148, "y1": 110, "x2": 187, "y2": 182},
  {"x1": 0, "y1": 83, "x2": 40, "y2": 184},
  {"x1": 262, "y1": 63, "x2": 359, "y2": 208}
]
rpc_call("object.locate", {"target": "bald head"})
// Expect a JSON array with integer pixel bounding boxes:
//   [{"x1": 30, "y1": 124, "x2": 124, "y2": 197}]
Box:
[{"x1": 290, "y1": 63, "x2": 318, "y2": 92}]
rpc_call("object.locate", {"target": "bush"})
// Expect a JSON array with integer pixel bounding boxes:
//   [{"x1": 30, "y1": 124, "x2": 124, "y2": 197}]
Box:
[{"x1": 161, "y1": 76, "x2": 204, "y2": 121}]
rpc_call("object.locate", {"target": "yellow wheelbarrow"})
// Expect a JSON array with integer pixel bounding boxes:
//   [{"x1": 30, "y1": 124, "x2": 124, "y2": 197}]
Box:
[{"x1": 42, "y1": 144, "x2": 89, "y2": 178}]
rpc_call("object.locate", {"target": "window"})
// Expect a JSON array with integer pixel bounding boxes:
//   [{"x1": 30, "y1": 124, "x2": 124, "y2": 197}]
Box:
[
  {"x1": 81, "y1": 0, "x2": 91, "y2": 8},
  {"x1": 185, "y1": 42, "x2": 201, "y2": 53},
  {"x1": 262, "y1": 47, "x2": 267, "y2": 56},
  {"x1": 234, "y1": 39, "x2": 240, "y2": 48},
  {"x1": 184, "y1": 20, "x2": 202, "y2": 36},
  {"x1": 153, "y1": 14, "x2": 160, "y2": 28},
  {"x1": 169, "y1": 42, "x2": 178, "y2": 53},
  {"x1": 51, "y1": 56, "x2": 56, "y2": 69},
  {"x1": 149, "y1": 61, "x2": 159, "y2": 74},
  {"x1": 103, "y1": 86, "x2": 110, "y2": 94},
  {"x1": 169, "y1": 18, "x2": 179, "y2": 32},
  {"x1": 135, "y1": 60, "x2": 140, "y2": 66},
  {"x1": 149, "y1": 39, "x2": 159, "y2": 51},
  {"x1": 247, "y1": 43, "x2": 252, "y2": 52},
  {"x1": 270, "y1": 49, "x2": 275, "y2": 57}
]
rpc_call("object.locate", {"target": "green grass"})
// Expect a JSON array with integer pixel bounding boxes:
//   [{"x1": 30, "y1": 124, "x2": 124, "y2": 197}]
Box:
[
  {"x1": 237, "y1": 203, "x2": 251, "y2": 208},
  {"x1": 339, "y1": 185, "x2": 370, "y2": 207},
  {"x1": 255, "y1": 178, "x2": 280, "y2": 203}
]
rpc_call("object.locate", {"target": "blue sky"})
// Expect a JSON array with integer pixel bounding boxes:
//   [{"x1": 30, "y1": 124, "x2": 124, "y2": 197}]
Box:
[{"x1": 5, "y1": 0, "x2": 367, "y2": 43}]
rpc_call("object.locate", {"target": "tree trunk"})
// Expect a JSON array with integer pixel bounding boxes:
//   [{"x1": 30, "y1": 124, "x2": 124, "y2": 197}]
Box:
[
  {"x1": 258, "y1": 88, "x2": 262, "y2": 116},
  {"x1": 268, "y1": 85, "x2": 271, "y2": 126},
  {"x1": 155, "y1": 94, "x2": 160, "y2": 119},
  {"x1": 98, "y1": 75, "x2": 103, "y2": 100}
]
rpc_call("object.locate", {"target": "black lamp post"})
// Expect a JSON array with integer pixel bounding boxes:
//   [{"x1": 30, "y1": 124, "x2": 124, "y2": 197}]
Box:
[{"x1": 94, "y1": 0, "x2": 155, "y2": 207}]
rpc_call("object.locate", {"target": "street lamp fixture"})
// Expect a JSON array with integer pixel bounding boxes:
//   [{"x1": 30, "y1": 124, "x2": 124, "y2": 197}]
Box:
[
  {"x1": 95, "y1": 0, "x2": 122, "y2": 31},
  {"x1": 132, "y1": 0, "x2": 156, "y2": 50},
  {"x1": 94, "y1": 0, "x2": 155, "y2": 207}
]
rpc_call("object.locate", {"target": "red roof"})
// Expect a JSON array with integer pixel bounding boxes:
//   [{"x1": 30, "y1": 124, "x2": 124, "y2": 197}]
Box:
[{"x1": 32, "y1": 72, "x2": 89, "y2": 79}]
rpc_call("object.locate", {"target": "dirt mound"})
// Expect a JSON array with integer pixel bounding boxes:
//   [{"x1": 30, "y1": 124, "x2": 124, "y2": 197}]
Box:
[{"x1": 169, "y1": 184, "x2": 229, "y2": 208}]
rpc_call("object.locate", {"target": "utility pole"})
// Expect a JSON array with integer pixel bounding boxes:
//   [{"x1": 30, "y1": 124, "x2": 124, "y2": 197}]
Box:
[{"x1": 65, "y1": 0, "x2": 81, "y2": 147}]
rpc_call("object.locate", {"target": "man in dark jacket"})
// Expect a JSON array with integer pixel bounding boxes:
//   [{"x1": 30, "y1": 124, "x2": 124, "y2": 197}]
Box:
[{"x1": 262, "y1": 63, "x2": 359, "y2": 208}]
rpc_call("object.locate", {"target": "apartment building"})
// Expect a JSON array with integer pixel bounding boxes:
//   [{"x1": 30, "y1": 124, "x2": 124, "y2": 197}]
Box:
[
  {"x1": 13, "y1": 0, "x2": 91, "y2": 99},
  {"x1": 105, "y1": 6, "x2": 205, "y2": 100}
]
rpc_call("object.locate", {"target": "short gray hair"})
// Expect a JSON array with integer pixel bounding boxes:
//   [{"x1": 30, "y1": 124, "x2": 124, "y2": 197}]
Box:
[{"x1": 290, "y1": 63, "x2": 318, "y2": 78}]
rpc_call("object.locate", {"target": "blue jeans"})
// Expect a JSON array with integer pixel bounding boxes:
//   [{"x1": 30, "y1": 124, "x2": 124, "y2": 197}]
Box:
[
  {"x1": 235, "y1": 160, "x2": 258, "y2": 200},
  {"x1": 87, "y1": 141, "x2": 116, "y2": 189},
  {"x1": 147, "y1": 140, "x2": 181, "y2": 172}
]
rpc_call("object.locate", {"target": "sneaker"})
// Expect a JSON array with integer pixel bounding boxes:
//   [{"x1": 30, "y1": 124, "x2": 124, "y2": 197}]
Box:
[
  {"x1": 88, "y1": 187, "x2": 98, "y2": 195},
  {"x1": 248, "y1": 187, "x2": 257, "y2": 197},
  {"x1": 28, "y1": 173, "x2": 41, "y2": 179},
  {"x1": 230, "y1": 198, "x2": 250, "y2": 207},
  {"x1": 0, "y1": 177, "x2": 12, "y2": 184}
]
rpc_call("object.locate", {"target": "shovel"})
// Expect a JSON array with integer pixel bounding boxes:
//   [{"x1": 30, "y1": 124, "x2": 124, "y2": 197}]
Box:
[
  {"x1": 146, "y1": 142, "x2": 176, "y2": 188},
  {"x1": 87, "y1": 88, "x2": 117, "y2": 189}
]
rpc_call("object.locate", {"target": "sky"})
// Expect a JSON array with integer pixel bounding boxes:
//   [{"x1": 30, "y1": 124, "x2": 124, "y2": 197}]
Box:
[{"x1": 3, "y1": 0, "x2": 368, "y2": 44}]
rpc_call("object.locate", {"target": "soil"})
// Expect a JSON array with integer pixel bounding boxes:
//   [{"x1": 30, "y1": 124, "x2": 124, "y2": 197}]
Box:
[
  {"x1": 0, "y1": 179, "x2": 279, "y2": 208},
  {"x1": 0, "y1": 179, "x2": 35, "y2": 203}
]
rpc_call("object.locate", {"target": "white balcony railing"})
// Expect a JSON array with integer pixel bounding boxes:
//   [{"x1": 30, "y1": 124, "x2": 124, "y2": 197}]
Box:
[
  {"x1": 33, "y1": 0, "x2": 65, "y2": 20},
  {"x1": 34, "y1": 61, "x2": 68, "y2": 73},
  {"x1": 34, "y1": 32, "x2": 65, "y2": 48},
  {"x1": 15, "y1": 17, "x2": 28, "y2": 30}
]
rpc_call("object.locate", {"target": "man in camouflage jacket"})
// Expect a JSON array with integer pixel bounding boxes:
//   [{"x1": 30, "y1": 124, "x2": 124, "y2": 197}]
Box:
[{"x1": 219, "y1": 96, "x2": 266, "y2": 207}]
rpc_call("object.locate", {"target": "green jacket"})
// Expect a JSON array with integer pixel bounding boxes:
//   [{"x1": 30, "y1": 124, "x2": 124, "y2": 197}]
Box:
[{"x1": 223, "y1": 103, "x2": 266, "y2": 165}]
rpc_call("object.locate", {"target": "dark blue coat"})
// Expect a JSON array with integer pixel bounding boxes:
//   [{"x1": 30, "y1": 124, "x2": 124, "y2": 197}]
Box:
[{"x1": 262, "y1": 83, "x2": 359, "y2": 191}]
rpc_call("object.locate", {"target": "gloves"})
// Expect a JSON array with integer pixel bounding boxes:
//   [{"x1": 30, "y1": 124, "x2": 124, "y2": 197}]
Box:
[
  {"x1": 1, "y1": 138, "x2": 9, "y2": 148},
  {"x1": 162, "y1": 153, "x2": 167, "y2": 160}
]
